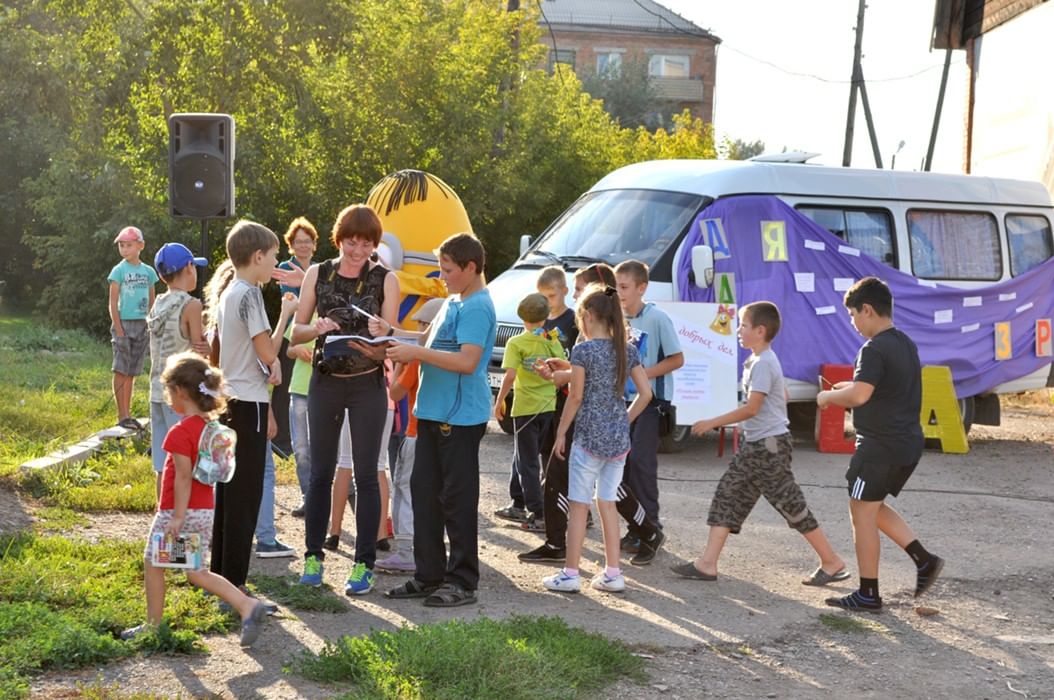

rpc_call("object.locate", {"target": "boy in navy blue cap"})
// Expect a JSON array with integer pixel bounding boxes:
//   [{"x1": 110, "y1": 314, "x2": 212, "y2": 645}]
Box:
[{"x1": 147, "y1": 243, "x2": 209, "y2": 500}]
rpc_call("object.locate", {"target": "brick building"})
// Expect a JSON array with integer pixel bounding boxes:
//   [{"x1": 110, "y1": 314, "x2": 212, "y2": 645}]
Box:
[{"x1": 536, "y1": 0, "x2": 720, "y2": 124}]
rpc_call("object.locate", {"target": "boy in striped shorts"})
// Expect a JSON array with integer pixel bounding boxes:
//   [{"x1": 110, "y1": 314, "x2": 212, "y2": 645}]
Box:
[{"x1": 817, "y1": 277, "x2": 944, "y2": 613}]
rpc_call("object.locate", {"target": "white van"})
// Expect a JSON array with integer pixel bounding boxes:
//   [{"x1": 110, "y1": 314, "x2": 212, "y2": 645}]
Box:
[{"x1": 486, "y1": 159, "x2": 1054, "y2": 447}]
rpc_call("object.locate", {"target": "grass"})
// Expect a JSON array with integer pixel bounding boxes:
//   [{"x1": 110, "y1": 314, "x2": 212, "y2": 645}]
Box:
[
  {"x1": 60, "y1": 680, "x2": 188, "y2": 699},
  {"x1": 0, "y1": 316, "x2": 149, "y2": 479},
  {"x1": 289, "y1": 614, "x2": 646, "y2": 700},
  {"x1": 249, "y1": 574, "x2": 350, "y2": 613},
  {"x1": 819, "y1": 612, "x2": 892, "y2": 636},
  {"x1": 21, "y1": 441, "x2": 157, "y2": 514},
  {"x1": 33, "y1": 506, "x2": 90, "y2": 532},
  {"x1": 0, "y1": 532, "x2": 239, "y2": 698}
]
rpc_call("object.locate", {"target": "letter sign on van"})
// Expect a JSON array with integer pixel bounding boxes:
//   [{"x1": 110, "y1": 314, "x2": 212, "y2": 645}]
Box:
[
  {"x1": 702, "y1": 218, "x2": 731, "y2": 260},
  {"x1": 760, "y1": 221, "x2": 788, "y2": 262},
  {"x1": 994, "y1": 322, "x2": 1012, "y2": 361},
  {"x1": 1037, "y1": 319, "x2": 1052, "y2": 357},
  {"x1": 716, "y1": 272, "x2": 737, "y2": 306}
]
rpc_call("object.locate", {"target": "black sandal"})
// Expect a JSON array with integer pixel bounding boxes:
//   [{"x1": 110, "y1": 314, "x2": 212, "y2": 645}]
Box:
[
  {"x1": 384, "y1": 579, "x2": 440, "y2": 599},
  {"x1": 423, "y1": 583, "x2": 477, "y2": 607}
]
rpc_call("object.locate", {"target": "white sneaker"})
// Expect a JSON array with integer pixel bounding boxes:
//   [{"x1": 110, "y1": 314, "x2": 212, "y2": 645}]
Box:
[
  {"x1": 542, "y1": 569, "x2": 581, "y2": 593},
  {"x1": 591, "y1": 572, "x2": 626, "y2": 593}
]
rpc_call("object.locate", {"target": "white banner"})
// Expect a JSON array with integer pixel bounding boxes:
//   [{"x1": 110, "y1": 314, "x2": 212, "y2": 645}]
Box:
[{"x1": 654, "y1": 302, "x2": 739, "y2": 425}]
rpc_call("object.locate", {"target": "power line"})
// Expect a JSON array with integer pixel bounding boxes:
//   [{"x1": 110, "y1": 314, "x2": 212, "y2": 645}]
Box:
[
  {"x1": 535, "y1": 0, "x2": 567, "y2": 88},
  {"x1": 723, "y1": 44, "x2": 965, "y2": 84},
  {"x1": 629, "y1": 0, "x2": 963, "y2": 85}
]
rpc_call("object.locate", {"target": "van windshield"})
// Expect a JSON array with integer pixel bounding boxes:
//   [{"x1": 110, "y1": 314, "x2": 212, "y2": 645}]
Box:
[{"x1": 525, "y1": 189, "x2": 703, "y2": 268}]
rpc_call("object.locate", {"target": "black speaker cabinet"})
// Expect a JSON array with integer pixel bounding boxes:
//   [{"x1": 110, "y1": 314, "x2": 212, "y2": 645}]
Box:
[{"x1": 168, "y1": 113, "x2": 235, "y2": 219}]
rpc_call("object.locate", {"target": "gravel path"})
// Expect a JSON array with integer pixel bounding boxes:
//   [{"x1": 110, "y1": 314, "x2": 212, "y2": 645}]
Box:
[{"x1": 22, "y1": 397, "x2": 1054, "y2": 699}]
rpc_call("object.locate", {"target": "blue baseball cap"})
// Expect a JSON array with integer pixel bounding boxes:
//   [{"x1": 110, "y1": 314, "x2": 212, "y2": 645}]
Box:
[{"x1": 155, "y1": 243, "x2": 208, "y2": 277}]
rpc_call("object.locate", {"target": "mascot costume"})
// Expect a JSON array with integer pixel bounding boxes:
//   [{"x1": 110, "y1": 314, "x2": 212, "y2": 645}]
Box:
[{"x1": 366, "y1": 169, "x2": 473, "y2": 330}]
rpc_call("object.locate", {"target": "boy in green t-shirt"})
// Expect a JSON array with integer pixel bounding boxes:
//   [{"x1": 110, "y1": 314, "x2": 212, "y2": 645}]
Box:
[{"x1": 494, "y1": 293, "x2": 567, "y2": 526}]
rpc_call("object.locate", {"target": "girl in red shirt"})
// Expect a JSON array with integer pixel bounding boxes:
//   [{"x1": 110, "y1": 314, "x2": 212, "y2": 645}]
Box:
[{"x1": 121, "y1": 352, "x2": 268, "y2": 647}]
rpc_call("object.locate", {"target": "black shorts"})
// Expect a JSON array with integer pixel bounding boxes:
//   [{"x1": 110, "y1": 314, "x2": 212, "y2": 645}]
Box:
[{"x1": 845, "y1": 441, "x2": 919, "y2": 501}]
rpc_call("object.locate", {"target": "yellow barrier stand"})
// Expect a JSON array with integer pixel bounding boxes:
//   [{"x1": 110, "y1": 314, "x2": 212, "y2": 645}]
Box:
[{"x1": 919, "y1": 365, "x2": 969, "y2": 454}]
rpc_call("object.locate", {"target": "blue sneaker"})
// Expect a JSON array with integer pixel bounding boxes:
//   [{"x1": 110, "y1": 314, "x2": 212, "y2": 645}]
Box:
[
  {"x1": 256, "y1": 539, "x2": 296, "y2": 559},
  {"x1": 345, "y1": 562, "x2": 375, "y2": 596},
  {"x1": 299, "y1": 555, "x2": 324, "y2": 587}
]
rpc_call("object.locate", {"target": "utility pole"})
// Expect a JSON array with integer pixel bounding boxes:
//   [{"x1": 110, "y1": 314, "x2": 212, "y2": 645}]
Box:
[
  {"x1": 842, "y1": 0, "x2": 883, "y2": 168},
  {"x1": 924, "y1": 47, "x2": 953, "y2": 171},
  {"x1": 493, "y1": 0, "x2": 520, "y2": 151}
]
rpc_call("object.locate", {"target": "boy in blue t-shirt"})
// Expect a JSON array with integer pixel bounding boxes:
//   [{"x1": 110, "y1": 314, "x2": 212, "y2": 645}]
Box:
[
  {"x1": 613, "y1": 260, "x2": 683, "y2": 561},
  {"x1": 378, "y1": 233, "x2": 497, "y2": 607},
  {"x1": 107, "y1": 226, "x2": 159, "y2": 430}
]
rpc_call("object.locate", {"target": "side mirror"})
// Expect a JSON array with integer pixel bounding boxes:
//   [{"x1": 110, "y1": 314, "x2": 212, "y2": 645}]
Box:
[
  {"x1": 691, "y1": 245, "x2": 714, "y2": 288},
  {"x1": 519, "y1": 235, "x2": 532, "y2": 257}
]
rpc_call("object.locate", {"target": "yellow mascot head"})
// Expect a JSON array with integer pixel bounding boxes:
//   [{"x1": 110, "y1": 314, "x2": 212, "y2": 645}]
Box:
[{"x1": 366, "y1": 170, "x2": 473, "y2": 328}]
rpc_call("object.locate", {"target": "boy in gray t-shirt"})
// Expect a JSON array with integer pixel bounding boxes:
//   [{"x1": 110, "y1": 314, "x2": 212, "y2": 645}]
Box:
[{"x1": 669, "y1": 302, "x2": 850, "y2": 587}]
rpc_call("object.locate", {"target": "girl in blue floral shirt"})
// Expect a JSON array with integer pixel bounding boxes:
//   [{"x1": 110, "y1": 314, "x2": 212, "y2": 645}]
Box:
[{"x1": 543, "y1": 284, "x2": 651, "y2": 595}]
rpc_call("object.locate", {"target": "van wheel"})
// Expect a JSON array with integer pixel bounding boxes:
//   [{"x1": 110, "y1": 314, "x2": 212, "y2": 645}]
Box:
[
  {"x1": 659, "y1": 425, "x2": 690, "y2": 453},
  {"x1": 788, "y1": 402, "x2": 817, "y2": 432},
  {"x1": 958, "y1": 396, "x2": 975, "y2": 434},
  {"x1": 924, "y1": 396, "x2": 975, "y2": 449}
]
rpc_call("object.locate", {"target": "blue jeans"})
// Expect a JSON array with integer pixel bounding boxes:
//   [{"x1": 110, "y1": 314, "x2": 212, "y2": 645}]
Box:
[
  {"x1": 254, "y1": 441, "x2": 277, "y2": 544},
  {"x1": 290, "y1": 394, "x2": 312, "y2": 497},
  {"x1": 150, "y1": 401, "x2": 182, "y2": 473}
]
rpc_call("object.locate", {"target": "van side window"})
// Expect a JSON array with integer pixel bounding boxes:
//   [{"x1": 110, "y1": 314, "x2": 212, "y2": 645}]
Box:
[
  {"x1": 1006, "y1": 214, "x2": 1054, "y2": 276},
  {"x1": 906, "y1": 210, "x2": 1001, "y2": 281},
  {"x1": 796, "y1": 206, "x2": 896, "y2": 265}
]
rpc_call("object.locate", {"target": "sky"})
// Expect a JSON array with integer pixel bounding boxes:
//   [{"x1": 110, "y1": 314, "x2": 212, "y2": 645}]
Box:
[{"x1": 659, "y1": 0, "x2": 968, "y2": 174}]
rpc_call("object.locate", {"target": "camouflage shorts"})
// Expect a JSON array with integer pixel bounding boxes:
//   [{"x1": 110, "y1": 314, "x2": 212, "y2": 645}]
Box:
[{"x1": 706, "y1": 433, "x2": 819, "y2": 535}]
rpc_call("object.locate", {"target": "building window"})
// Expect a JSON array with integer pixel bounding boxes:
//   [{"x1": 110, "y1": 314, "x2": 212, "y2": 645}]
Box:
[
  {"x1": 596, "y1": 51, "x2": 622, "y2": 77},
  {"x1": 648, "y1": 54, "x2": 689, "y2": 78},
  {"x1": 1006, "y1": 213, "x2": 1054, "y2": 276},
  {"x1": 548, "y1": 49, "x2": 576, "y2": 72},
  {"x1": 797, "y1": 206, "x2": 896, "y2": 266},
  {"x1": 907, "y1": 209, "x2": 1001, "y2": 280}
]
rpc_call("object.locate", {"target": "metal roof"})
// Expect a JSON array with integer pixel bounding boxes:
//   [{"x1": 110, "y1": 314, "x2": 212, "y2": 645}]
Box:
[
  {"x1": 590, "y1": 160, "x2": 1054, "y2": 208},
  {"x1": 537, "y1": 0, "x2": 720, "y2": 41}
]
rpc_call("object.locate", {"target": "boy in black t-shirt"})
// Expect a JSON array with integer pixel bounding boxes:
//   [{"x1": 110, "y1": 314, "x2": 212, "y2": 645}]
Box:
[{"x1": 817, "y1": 277, "x2": 944, "y2": 612}]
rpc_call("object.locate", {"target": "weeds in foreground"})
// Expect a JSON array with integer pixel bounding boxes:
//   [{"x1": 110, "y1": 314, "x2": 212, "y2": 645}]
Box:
[
  {"x1": 290, "y1": 615, "x2": 646, "y2": 700},
  {"x1": 0, "y1": 533, "x2": 234, "y2": 698}
]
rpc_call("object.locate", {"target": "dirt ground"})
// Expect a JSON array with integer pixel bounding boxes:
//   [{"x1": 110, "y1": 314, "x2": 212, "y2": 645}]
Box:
[{"x1": 13, "y1": 396, "x2": 1054, "y2": 699}]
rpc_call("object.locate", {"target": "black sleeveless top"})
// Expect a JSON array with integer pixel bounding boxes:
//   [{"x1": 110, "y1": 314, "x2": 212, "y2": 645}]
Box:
[{"x1": 313, "y1": 259, "x2": 388, "y2": 375}]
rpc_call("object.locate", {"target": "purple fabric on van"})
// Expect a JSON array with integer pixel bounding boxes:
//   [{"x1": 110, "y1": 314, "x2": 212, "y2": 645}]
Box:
[{"x1": 675, "y1": 195, "x2": 1054, "y2": 398}]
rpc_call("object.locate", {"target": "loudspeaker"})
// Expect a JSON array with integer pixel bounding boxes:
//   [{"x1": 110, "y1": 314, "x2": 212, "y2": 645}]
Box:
[{"x1": 167, "y1": 113, "x2": 235, "y2": 219}]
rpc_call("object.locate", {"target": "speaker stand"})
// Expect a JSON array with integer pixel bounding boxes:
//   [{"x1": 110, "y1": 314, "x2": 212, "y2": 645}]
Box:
[{"x1": 196, "y1": 218, "x2": 209, "y2": 298}]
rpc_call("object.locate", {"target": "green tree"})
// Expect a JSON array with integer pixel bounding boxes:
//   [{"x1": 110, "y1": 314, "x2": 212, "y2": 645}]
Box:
[
  {"x1": 722, "y1": 137, "x2": 766, "y2": 160},
  {"x1": 7, "y1": 0, "x2": 722, "y2": 334},
  {"x1": 579, "y1": 55, "x2": 669, "y2": 130}
]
